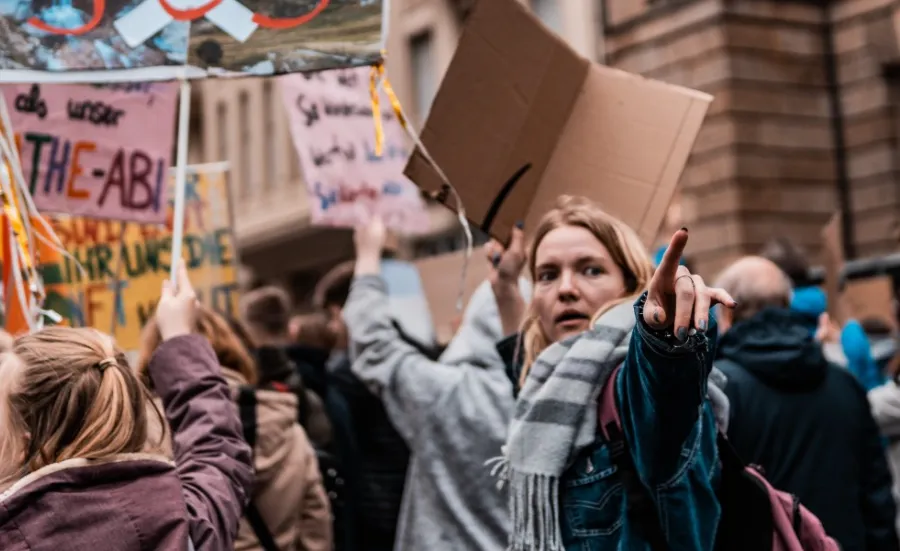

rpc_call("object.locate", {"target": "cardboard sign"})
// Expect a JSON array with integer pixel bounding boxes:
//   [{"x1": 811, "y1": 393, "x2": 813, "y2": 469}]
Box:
[
  {"x1": 281, "y1": 68, "x2": 429, "y2": 232},
  {"x1": 404, "y1": 0, "x2": 711, "y2": 244},
  {"x1": 31, "y1": 164, "x2": 238, "y2": 352},
  {"x1": 415, "y1": 250, "x2": 492, "y2": 344},
  {"x1": 843, "y1": 276, "x2": 897, "y2": 331},
  {"x1": 0, "y1": 1, "x2": 383, "y2": 81},
  {"x1": 821, "y1": 213, "x2": 844, "y2": 321},
  {"x1": 3, "y1": 82, "x2": 177, "y2": 224}
]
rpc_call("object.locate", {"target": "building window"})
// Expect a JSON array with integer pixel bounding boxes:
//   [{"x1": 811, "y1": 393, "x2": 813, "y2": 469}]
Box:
[
  {"x1": 409, "y1": 31, "x2": 436, "y2": 126},
  {"x1": 531, "y1": 0, "x2": 561, "y2": 34}
]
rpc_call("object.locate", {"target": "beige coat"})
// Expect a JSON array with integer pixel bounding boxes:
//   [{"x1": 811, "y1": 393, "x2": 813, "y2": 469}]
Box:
[{"x1": 149, "y1": 368, "x2": 332, "y2": 551}]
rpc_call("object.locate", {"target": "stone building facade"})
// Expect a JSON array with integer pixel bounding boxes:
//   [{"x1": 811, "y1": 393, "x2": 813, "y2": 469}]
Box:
[
  {"x1": 602, "y1": 0, "x2": 900, "y2": 276},
  {"x1": 198, "y1": 0, "x2": 900, "y2": 295}
]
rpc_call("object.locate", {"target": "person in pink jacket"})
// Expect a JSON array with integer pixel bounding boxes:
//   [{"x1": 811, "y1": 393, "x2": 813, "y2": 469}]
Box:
[{"x1": 0, "y1": 262, "x2": 253, "y2": 550}]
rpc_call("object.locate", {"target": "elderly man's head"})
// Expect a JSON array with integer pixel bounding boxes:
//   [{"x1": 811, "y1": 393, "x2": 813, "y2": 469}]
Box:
[{"x1": 714, "y1": 256, "x2": 793, "y2": 333}]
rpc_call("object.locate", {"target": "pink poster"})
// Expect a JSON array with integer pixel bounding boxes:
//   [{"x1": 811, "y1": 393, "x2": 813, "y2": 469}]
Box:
[
  {"x1": 280, "y1": 69, "x2": 430, "y2": 233},
  {"x1": 3, "y1": 82, "x2": 178, "y2": 224}
]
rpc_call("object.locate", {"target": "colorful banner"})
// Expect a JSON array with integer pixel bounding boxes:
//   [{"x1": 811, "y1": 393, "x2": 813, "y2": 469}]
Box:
[
  {"x1": 280, "y1": 67, "x2": 429, "y2": 233},
  {"x1": 4, "y1": 163, "x2": 239, "y2": 351},
  {"x1": 3, "y1": 81, "x2": 177, "y2": 223},
  {"x1": 0, "y1": 1, "x2": 384, "y2": 81}
]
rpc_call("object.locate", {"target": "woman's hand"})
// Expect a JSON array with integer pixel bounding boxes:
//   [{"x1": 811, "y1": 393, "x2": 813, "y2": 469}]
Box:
[
  {"x1": 643, "y1": 229, "x2": 735, "y2": 341},
  {"x1": 484, "y1": 224, "x2": 527, "y2": 336},
  {"x1": 485, "y1": 225, "x2": 527, "y2": 289},
  {"x1": 354, "y1": 217, "x2": 387, "y2": 276},
  {"x1": 156, "y1": 261, "x2": 198, "y2": 341},
  {"x1": 815, "y1": 312, "x2": 840, "y2": 344}
]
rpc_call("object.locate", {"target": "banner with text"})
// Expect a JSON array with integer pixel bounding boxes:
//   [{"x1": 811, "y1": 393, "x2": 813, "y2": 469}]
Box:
[
  {"x1": 3, "y1": 81, "x2": 177, "y2": 224},
  {"x1": 0, "y1": 1, "x2": 383, "y2": 82},
  {"x1": 281, "y1": 67, "x2": 429, "y2": 233},
  {"x1": 35, "y1": 164, "x2": 239, "y2": 351}
]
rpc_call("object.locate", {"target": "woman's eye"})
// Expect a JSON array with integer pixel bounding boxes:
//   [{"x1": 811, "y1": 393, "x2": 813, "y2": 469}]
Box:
[
  {"x1": 537, "y1": 271, "x2": 556, "y2": 282},
  {"x1": 584, "y1": 266, "x2": 605, "y2": 277}
]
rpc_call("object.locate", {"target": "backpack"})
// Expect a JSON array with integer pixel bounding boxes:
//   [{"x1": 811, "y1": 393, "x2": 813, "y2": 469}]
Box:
[{"x1": 597, "y1": 365, "x2": 842, "y2": 551}]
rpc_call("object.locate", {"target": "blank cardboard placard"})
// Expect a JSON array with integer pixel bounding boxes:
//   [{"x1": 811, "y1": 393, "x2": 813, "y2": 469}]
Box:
[
  {"x1": 843, "y1": 276, "x2": 897, "y2": 331},
  {"x1": 415, "y1": 250, "x2": 491, "y2": 344},
  {"x1": 821, "y1": 213, "x2": 844, "y2": 321},
  {"x1": 404, "y1": 0, "x2": 712, "y2": 244}
]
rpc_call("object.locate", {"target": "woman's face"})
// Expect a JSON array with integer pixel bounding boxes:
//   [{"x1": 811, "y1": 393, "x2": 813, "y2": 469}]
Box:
[{"x1": 532, "y1": 225, "x2": 627, "y2": 343}]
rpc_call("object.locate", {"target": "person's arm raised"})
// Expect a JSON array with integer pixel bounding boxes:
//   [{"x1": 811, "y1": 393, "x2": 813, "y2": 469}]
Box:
[
  {"x1": 485, "y1": 223, "x2": 528, "y2": 338},
  {"x1": 619, "y1": 229, "x2": 736, "y2": 484},
  {"x1": 147, "y1": 262, "x2": 253, "y2": 549},
  {"x1": 345, "y1": 219, "x2": 469, "y2": 444}
]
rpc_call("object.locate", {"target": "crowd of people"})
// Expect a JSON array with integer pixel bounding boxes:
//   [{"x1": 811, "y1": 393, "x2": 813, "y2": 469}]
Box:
[{"x1": 1, "y1": 194, "x2": 900, "y2": 551}]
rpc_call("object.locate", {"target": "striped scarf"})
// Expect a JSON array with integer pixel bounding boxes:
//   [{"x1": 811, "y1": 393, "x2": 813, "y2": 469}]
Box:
[{"x1": 494, "y1": 300, "x2": 635, "y2": 551}]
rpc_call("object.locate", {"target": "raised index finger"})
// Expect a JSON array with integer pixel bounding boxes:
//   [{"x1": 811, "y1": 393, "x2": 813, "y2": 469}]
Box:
[{"x1": 654, "y1": 229, "x2": 689, "y2": 287}]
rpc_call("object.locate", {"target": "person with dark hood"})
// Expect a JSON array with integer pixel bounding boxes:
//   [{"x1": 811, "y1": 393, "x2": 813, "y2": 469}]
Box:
[
  {"x1": 310, "y1": 263, "x2": 411, "y2": 551},
  {"x1": 714, "y1": 256, "x2": 898, "y2": 551},
  {"x1": 240, "y1": 287, "x2": 332, "y2": 449}
]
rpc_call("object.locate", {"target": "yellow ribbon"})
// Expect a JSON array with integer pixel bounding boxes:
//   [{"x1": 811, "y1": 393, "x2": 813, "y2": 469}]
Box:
[{"x1": 370, "y1": 54, "x2": 412, "y2": 157}]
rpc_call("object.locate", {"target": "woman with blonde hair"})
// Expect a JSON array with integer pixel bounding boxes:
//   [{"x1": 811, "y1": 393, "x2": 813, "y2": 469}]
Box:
[
  {"x1": 139, "y1": 303, "x2": 332, "y2": 551},
  {"x1": 486, "y1": 195, "x2": 735, "y2": 550},
  {"x1": 0, "y1": 263, "x2": 253, "y2": 549}
]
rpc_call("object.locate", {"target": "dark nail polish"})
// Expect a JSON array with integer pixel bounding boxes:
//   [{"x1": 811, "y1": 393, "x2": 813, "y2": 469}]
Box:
[
  {"x1": 680, "y1": 226, "x2": 688, "y2": 233},
  {"x1": 698, "y1": 319, "x2": 708, "y2": 332},
  {"x1": 492, "y1": 253, "x2": 501, "y2": 267},
  {"x1": 676, "y1": 327, "x2": 688, "y2": 342},
  {"x1": 515, "y1": 220, "x2": 524, "y2": 230}
]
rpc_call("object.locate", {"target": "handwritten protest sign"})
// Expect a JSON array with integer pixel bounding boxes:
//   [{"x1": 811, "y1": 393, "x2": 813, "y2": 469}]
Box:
[
  {"x1": 0, "y1": 1, "x2": 384, "y2": 81},
  {"x1": 3, "y1": 164, "x2": 240, "y2": 351},
  {"x1": 3, "y1": 82, "x2": 177, "y2": 224},
  {"x1": 280, "y1": 67, "x2": 429, "y2": 232}
]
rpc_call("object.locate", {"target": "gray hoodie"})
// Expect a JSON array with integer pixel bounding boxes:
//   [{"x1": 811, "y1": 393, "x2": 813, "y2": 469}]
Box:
[{"x1": 345, "y1": 274, "x2": 530, "y2": 551}]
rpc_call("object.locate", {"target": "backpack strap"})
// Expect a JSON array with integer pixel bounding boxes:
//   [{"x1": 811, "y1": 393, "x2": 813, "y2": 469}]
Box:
[
  {"x1": 237, "y1": 386, "x2": 281, "y2": 551},
  {"x1": 597, "y1": 365, "x2": 667, "y2": 551}
]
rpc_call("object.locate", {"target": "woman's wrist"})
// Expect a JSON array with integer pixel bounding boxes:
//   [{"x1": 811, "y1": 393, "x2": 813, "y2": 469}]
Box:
[{"x1": 354, "y1": 254, "x2": 381, "y2": 277}]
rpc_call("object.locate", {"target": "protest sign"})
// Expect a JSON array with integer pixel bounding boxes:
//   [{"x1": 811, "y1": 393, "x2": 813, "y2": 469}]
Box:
[
  {"x1": 23, "y1": 163, "x2": 239, "y2": 351},
  {"x1": 415, "y1": 250, "x2": 492, "y2": 344},
  {"x1": 842, "y1": 276, "x2": 897, "y2": 331},
  {"x1": 0, "y1": 1, "x2": 384, "y2": 81},
  {"x1": 281, "y1": 68, "x2": 429, "y2": 233},
  {"x1": 404, "y1": 0, "x2": 712, "y2": 245},
  {"x1": 3, "y1": 82, "x2": 177, "y2": 224}
]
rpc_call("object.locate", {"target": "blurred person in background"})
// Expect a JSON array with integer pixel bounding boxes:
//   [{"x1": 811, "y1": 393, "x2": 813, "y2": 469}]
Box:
[
  {"x1": 311, "y1": 261, "x2": 410, "y2": 551},
  {"x1": 241, "y1": 287, "x2": 332, "y2": 448},
  {"x1": 714, "y1": 256, "x2": 897, "y2": 551},
  {"x1": 0, "y1": 264, "x2": 252, "y2": 549},
  {"x1": 139, "y1": 304, "x2": 332, "y2": 551},
  {"x1": 346, "y1": 217, "x2": 530, "y2": 550}
]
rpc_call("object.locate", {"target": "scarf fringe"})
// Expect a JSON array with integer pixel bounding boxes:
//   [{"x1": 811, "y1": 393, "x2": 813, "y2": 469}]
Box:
[{"x1": 508, "y1": 470, "x2": 563, "y2": 551}]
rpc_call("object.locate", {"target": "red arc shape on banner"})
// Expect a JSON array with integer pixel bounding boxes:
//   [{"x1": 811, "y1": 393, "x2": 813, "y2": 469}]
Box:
[
  {"x1": 28, "y1": 0, "x2": 106, "y2": 35},
  {"x1": 253, "y1": 0, "x2": 329, "y2": 29}
]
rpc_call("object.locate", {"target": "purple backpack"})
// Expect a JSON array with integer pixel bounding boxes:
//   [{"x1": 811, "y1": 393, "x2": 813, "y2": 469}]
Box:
[{"x1": 597, "y1": 365, "x2": 842, "y2": 551}]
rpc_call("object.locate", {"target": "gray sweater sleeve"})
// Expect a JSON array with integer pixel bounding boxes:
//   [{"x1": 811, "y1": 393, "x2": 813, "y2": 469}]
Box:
[{"x1": 344, "y1": 274, "x2": 465, "y2": 444}]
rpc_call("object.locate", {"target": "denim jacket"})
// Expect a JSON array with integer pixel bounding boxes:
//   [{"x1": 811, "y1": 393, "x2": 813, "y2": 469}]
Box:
[{"x1": 559, "y1": 298, "x2": 721, "y2": 551}]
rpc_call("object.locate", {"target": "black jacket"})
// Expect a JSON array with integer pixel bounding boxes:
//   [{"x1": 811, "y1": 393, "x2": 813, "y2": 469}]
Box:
[{"x1": 717, "y1": 308, "x2": 898, "y2": 551}]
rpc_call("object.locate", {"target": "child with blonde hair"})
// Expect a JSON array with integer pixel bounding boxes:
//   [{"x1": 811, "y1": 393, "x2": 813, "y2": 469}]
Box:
[{"x1": 0, "y1": 263, "x2": 253, "y2": 550}]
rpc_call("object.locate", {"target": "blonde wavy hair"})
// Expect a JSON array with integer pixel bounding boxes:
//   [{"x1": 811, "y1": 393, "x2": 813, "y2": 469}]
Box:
[
  {"x1": 0, "y1": 327, "x2": 165, "y2": 486},
  {"x1": 519, "y1": 196, "x2": 654, "y2": 384}
]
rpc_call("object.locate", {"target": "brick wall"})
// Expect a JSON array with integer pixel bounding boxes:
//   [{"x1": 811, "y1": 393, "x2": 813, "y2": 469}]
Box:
[
  {"x1": 603, "y1": 0, "x2": 900, "y2": 277},
  {"x1": 832, "y1": 0, "x2": 900, "y2": 258}
]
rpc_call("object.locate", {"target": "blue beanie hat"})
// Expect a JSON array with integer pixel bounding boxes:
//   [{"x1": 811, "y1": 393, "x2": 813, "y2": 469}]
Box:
[{"x1": 791, "y1": 286, "x2": 827, "y2": 317}]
